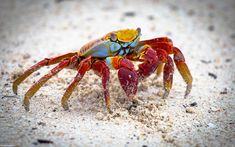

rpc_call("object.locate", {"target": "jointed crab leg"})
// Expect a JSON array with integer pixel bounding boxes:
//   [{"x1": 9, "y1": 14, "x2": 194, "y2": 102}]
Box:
[
  {"x1": 13, "y1": 52, "x2": 77, "y2": 94},
  {"x1": 163, "y1": 56, "x2": 174, "y2": 98},
  {"x1": 140, "y1": 37, "x2": 173, "y2": 54},
  {"x1": 61, "y1": 57, "x2": 92, "y2": 110},
  {"x1": 173, "y1": 47, "x2": 192, "y2": 98},
  {"x1": 23, "y1": 59, "x2": 71, "y2": 111},
  {"x1": 92, "y1": 60, "x2": 111, "y2": 112},
  {"x1": 140, "y1": 38, "x2": 192, "y2": 98}
]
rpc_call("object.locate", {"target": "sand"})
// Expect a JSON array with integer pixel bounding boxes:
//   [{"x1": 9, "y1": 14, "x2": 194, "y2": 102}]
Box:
[{"x1": 0, "y1": 0, "x2": 235, "y2": 146}]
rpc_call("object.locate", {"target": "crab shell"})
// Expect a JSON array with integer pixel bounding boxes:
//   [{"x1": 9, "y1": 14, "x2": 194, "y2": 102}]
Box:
[{"x1": 78, "y1": 28, "x2": 142, "y2": 58}]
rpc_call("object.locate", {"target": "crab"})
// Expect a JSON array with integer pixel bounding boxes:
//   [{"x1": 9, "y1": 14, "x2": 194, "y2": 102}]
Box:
[{"x1": 13, "y1": 28, "x2": 192, "y2": 113}]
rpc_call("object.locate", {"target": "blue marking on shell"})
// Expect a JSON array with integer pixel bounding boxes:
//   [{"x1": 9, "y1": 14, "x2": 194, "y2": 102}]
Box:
[
  {"x1": 83, "y1": 41, "x2": 110, "y2": 57},
  {"x1": 130, "y1": 37, "x2": 139, "y2": 47},
  {"x1": 118, "y1": 50, "x2": 124, "y2": 55},
  {"x1": 110, "y1": 42, "x2": 121, "y2": 53},
  {"x1": 105, "y1": 57, "x2": 114, "y2": 69}
]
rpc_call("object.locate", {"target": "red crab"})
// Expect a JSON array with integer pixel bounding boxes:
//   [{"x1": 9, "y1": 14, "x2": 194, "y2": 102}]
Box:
[{"x1": 13, "y1": 28, "x2": 193, "y2": 113}]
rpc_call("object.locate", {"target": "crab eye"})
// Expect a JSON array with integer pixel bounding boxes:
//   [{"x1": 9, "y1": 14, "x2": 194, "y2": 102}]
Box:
[
  {"x1": 136, "y1": 27, "x2": 141, "y2": 35},
  {"x1": 110, "y1": 32, "x2": 117, "y2": 41}
]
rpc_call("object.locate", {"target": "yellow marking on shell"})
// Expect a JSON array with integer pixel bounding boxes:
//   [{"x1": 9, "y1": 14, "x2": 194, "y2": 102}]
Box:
[{"x1": 116, "y1": 29, "x2": 138, "y2": 42}]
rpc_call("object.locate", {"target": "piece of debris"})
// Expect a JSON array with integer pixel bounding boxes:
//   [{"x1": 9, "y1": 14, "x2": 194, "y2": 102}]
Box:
[
  {"x1": 207, "y1": 123, "x2": 217, "y2": 129},
  {"x1": 220, "y1": 88, "x2": 228, "y2": 94},
  {"x1": 208, "y1": 72, "x2": 217, "y2": 79},
  {"x1": 209, "y1": 106, "x2": 222, "y2": 112},
  {"x1": 37, "y1": 139, "x2": 54, "y2": 144}
]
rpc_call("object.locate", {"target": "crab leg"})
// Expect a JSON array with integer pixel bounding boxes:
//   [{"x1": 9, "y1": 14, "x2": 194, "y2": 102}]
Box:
[
  {"x1": 141, "y1": 37, "x2": 173, "y2": 44},
  {"x1": 61, "y1": 57, "x2": 92, "y2": 110},
  {"x1": 155, "y1": 63, "x2": 164, "y2": 80},
  {"x1": 173, "y1": 47, "x2": 193, "y2": 98},
  {"x1": 163, "y1": 56, "x2": 174, "y2": 98},
  {"x1": 135, "y1": 45, "x2": 160, "y2": 80},
  {"x1": 23, "y1": 59, "x2": 71, "y2": 111},
  {"x1": 92, "y1": 60, "x2": 111, "y2": 112},
  {"x1": 106, "y1": 56, "x2": 138, "y2": 101},
  {"x1": 13, "y1": 52, "x2": 77, "y2": 94},
  {"x1": 140, "y1": 37, "x2": 173, "y2": 54}
]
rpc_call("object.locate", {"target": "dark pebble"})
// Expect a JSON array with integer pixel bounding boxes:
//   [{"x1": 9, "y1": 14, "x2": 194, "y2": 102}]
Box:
[
  {"x1": 142, "y1": 145, "x2": 148, "y2": 147},
  {"x1": 147, "y1": 15, "x2": 154, "y2": 20},
  {"x1": 23, "y1": 53, "x2": 31, "y2": 59},
  {"x1": 32, "y1": 127, "x2": 37, "y2": 130},
  {"x1": 200, "y1": 60, "x2": 211, "y2": 64},
  {"x1": 35, "y1": 72, "x2": 40, "y2": 76},
  {"x1": 55, "y1": 0, "x2": 65, "y2": 3},
  {"x1": 187, "y1": 9, "x2": 195, "y2": 16},
  {"x1": 230, "y1": 33, "x2": 235, "y2": 39},
  {"x1": 225, "y1": 58, "x2": 232, "y2": 62},
  {"x1": 208, "y1": 25, "x2": 215, "y2": 31},
  {"x1": 169, "y1": 4, "x2": 179, "y2": 11},
  {"x1": 124, "y1": 12, "x2": 136, "y2": 17},
  {"x1": 220, "y1": 88, "x2": 228, "y2": 94},
  {"x1": 37, "y1": 139, "x2": 53, "y2": 144},
  {"x1": 37, "y1": 122, "x2": 46, "y2": 126},
  {"x1": 208, "y1": 72, "x2": 217, "y2": 79},
  {"x1": 190, "y1": 102, "x2": 197, "y2": 107}
]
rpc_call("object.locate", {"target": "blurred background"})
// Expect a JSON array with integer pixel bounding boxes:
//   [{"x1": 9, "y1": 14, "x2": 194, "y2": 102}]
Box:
[{"x1": 0, "y1": 0, "x2": 234, "y2": 146}]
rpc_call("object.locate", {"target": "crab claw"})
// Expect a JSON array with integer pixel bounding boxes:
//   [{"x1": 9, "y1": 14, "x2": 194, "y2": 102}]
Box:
[{"x1": 118, "y1": 67, "x2": 138, "y2": 99}]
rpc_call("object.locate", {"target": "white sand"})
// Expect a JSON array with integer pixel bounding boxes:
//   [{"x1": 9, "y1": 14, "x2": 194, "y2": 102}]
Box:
[{"x1": 0, "y1": 0, "x2": 234, "y2": 146}]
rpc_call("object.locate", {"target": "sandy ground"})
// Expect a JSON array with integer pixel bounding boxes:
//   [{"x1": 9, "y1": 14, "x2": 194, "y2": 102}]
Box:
[{"x1": 0, "y1": 0, "x2": 235, "y2": 146}]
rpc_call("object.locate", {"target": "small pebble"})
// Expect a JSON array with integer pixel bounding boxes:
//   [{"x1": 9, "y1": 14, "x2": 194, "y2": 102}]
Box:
[
  {"x1": 37, "y1": 139, "x2": 53, "y2": 144},
  {"x1": 37, "y1": 122, "x2": 46, "y2": 126},
  {"x1": 124, "y1": 12, "x2": 136, "y2": 17},
  {"x1": 208, "y1": 72, "x2": 217, "y2": 79},
  {"x1": 190, "y1": 102, "x2": 197, "y2": 107},
  {"x1": 208, "y1": 25, "x2": 215, "y2": 31},
  {"x1": 186, "y1": 107, "x2": 195, "y2": 113},
  {"x1": 220, "y1": 88, "x2": 228, "y2": 94},
  {"x1": 147, "y1": 15, "x2": 154, "y2": 20},
  {"x1": 230, "y1": 33, "x2": 235, "y2": 39},
  {"x1": 96, "y1": 112, "x2": 104, "y2": 120},
  {"x1": 207, "y1": 123, "x2": 217, "y2": 129},
  {"x1": 23, "y1": 53, "x2": 31, "y2": 59},
  {"x1": 200, "y1": 60, "x2": 211, "y2": 64},
  {"x1": 187, "y1": 9, "x2": 195, "y2": 16}
]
